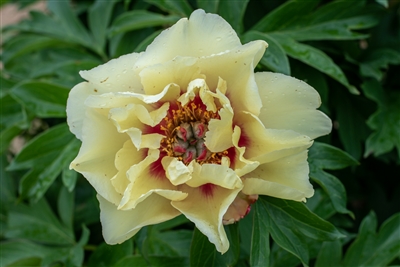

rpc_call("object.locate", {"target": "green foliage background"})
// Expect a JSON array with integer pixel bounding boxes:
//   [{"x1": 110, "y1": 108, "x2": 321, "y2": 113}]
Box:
[{"x1": 1, "y1": 0, "x2": 399, "y2": 266}]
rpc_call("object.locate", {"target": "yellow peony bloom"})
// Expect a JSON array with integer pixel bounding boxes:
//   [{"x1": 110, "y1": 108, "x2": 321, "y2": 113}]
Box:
[{"x1": 67, "y1": 9, "x2": 331, "y2": 254}]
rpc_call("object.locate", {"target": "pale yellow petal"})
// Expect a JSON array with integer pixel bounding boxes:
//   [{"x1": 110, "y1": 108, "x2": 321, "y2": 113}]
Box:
[
  {"x1": 172, "y1": 184, "x2": 242, "y2": 254},
  {"x1": 185, "y1": 161, "x2": 242, "y2": 189},
  {"x1": 242, "y1": 150, "x2": 314, "y2": 201},
  {"x1": 255, "y1": 72, "x2": 332, "y2": 139},
  {"x1": 205, "y1": 107, "x2": 233, "y2": 152},
  {"x1": 162, "y1": 156, "x2": 192, "y2": 185},
  {"x1": 66, "y1": 82, "x2": 95, "y2": 140},
  {"x1": 98, "y1": 193, "x2": 182, "y2": 245},
  {"x1": 231, "y1": 126, "x2": 259, "y2": 177},
  {"x1": 119, "y1": 149, "x2": 176, "y2": 210},
  {"x1": 80, "y1": 52, "x2": 143, "y2": 94},
  {"x1": 197, "y1": 41, "x2": 267, "y2": 115},
  {"x1": 71, "y1": 108, "x2": 128, "y2": 205},
  {"x1": 236, "y1": 111, "x2": 312, "y2": 164},
  {"x1": 134, "y1": 9, "x2": 241, "y2": 68}
]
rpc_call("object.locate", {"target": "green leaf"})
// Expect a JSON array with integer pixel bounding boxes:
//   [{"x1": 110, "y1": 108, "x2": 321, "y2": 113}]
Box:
[
  {"x1": 196, "y1": 0, "x2": 219, "y2": 13},
  {"x1": 362, "y1": 80, "x2": 400, "y2": 158},
  {"x1": 62, "y1": 167, "x2": 78, "y2": 192},
  {"x1": 315, "y1": 240, "x2": 342, "y2": 267},
  {"x1": 145, "y1": 229, "x2": 192, "y2": 257},
  {"x1": 251, "y1": 198, "x2": 270, "y2": 267},
  {"x1": 218, "y1": 0, "x2": 249, "y2": 33},
  {"x1": 88, "y1": 241, "x2": 133, "y2": 267},
  {"x1": 252, "y1": 0, "x2": 321, "y2": 32},
  {"x1": 10, "y1": 81, "x2": 69, "y2": 118},
  {"x1": 0, "y1": 240, "x2": 53, "y2": 267},
  {"x1": 190, "y1": 225, "x2": 240, "y2": 267},
  {"x1": 5, "y1": 198, "x2": 75, "y2": 245},
  {"x1": 360, "y1": 49, "x2": 400, "y2": 81},
  {"x1": 375, "y1": 0, "x2": 389, "y2": 8},
  {"x1": 309, "y1": 142, "x2": 358, "y2": 216},
  {"x1": 145, "y1": 0, "x2": 193, "y2": 17},
  {"x1": 88, "y1": 0, "x2": 118, "y2": 56},
  {"x1": 109, "y1": 10, "x2": 180, "y2": 37},
  {"x1": 113, "y1": 255, "x2": 150, "y2": 267},
  {"x1": 7, "y1": 123, "x2": 80, "y2": 201},
  {"x1": 343, "y1": 211, "x2": 400, "y2": 266},
  {"x1": 57, "y1": 186, "x2": 74, "y2": 231},
  {"x1": 255, "y1": 196, "x2": 344, "y2": 266},
  {"x1": 272, "y1": 34, "x2": 359, "y2": 94},
  {"x1": 242, "y1": 31, "x2": 290, "y2": 75}
]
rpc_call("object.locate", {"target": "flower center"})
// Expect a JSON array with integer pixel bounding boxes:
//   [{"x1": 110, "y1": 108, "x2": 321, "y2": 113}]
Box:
[{"x1": 159, "y1": 97, "x2": 228, "y2": 165}]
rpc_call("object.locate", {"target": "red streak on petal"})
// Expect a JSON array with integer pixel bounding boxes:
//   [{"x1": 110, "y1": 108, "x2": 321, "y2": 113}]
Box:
[
  {"x1": 200, "y1": 183, "x2": 215, "y2": 198},
  {"x1": 238, "y1": 131, "x2": 250, "y2": 147},
  {"x1": 226, "y1": 147, "x2": 236, "y2": 168},
  {"x1": 149, "y1": 152, "x2": 166, "y2": 180}
]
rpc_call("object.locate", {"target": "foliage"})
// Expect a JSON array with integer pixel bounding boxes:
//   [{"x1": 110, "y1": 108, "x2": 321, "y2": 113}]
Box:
[{"x1": 1, "y1": 0, "x2": 399, "y2": 266}]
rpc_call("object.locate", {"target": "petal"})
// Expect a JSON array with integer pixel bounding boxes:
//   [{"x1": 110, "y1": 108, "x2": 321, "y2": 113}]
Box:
[
  {"x1": 112, "y1": 140, "x2": 146, "y2": 194},
  {"x1": 162, "y1": 156, "x2": 192, "y2": 185},
  {"x1": 205, "y1": 106, "x2": 234, "y2": 152},
  {"x1": 231, "y1": 126, "x2": 259, "y2": 177},
  {"x1": 185, "y1": 161, "x2": 242, "y2": 189},
  {"x1": 172, "y1": 184, "x2": 242, "y2": 254},
  {"x1": 223, "y1": 192, "x2": 258, "y2": 225},
  {"x1": 71, "y1": 108, "x2": 128, "y2": 205},
  {"x1": 255, "y1": 72, "x2": 332, "y2": 139},
  {"x1": 197, "y1": 41, "x2": 267, "y2": 116},
  {"x1": 134, "y1": 9, "x2": 241, "y2": 68},
  {"x1": 66, "y1": 82, "x2": 95, "y2": 140},
  {"x1": 139, "y1": 56, "x2": 204, "y2": 96},
  {"x1": 80, "y1": 52, "x2": 143, "y2": 94},
  {"x1": 98, "y1": 192, "x2": 185, "y2": 244},
  {"x1": 118, "y1": 149, "x2": 176, "y2": 210},
  {"x1": 236, "y1": 111, "x2": 313, "y2": 164},
  {"x1": 242, "y1": 150, "x2": 314, "y2": 202}
]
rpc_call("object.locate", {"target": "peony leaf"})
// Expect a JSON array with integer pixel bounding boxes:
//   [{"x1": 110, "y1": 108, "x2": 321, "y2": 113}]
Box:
[
  {"x1": 315, "y1": 240, "x2": 342, "y2": 267},
  {"x1": 10, "y1": 81, "x2": 69, "y2": 118},
  {"x1": 251, "y1": 198, "x2": 270, "y2": 267},
  {"x1": 196, "y1": 0, "x2": 219, "y2": 13},
  {"x1": 255, "y1": 196, "x2": 344, "y2": 266},
  {"x1": 343, "y1": 211, "x2": 400, "y2": 266},
  {"x1": 87, "y1": 241, "x2": 133, "y2": 267},
  {"x1": 243, "y1": 31, "x2": 290, "y2": 75},
  {"x1": 7, "y1": 123, "x2": 80, "y2": 201},
  {"x1": 309, "y1": 142, "x2": 358, "y2": 217},
  {"x1": 218, "y1": 0, "x2": 249, "y2": 33},
  {"x1": 145, "y1": 0, "x2": 193, "y2": 17},
  {"x1": 108, "y1": 10, "x2": 180, "y2": 37},
  {"x1": 190, "y1": 225, "x2": 240, "y2": 267},
  {"x1": 360, "y1": 49, "x2": 400, "y2": 81}
]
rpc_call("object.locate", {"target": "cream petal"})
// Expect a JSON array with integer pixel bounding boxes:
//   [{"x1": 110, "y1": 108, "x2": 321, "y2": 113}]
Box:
[
  {"x1": 236, "y1": 111, "x2": 313, "y2": 164},
  {"x1": 71, "y1": 108, "x2": 128, "y2": 205},
  {"x1": 231, "y1": 126, "x2": 259, "y2": 177},
  {"x1": 119, "y1": 149, "x2": 176, "y2": 209},
  {"x1": 66, "y1": 82, "x2": 95, "y2": 140},
  {"x1": 178, "y1": 78, "x2": 202, "y2": 107},
  {"x1": 134, "y1": 9, "x2": 241, "y2": 68},
  {"x1": 205, "y1": 106, "x2": 234, "y2": 152},
  {"x1": 255, "y1": 72, "x2": 332, "y2": 139},
  {"x1": 112, "y1": 141, "x2": 146, "y2": 194},
  {"x1": 172, "y1": 184, "x2": 242, "y2": 254},
  {"x1": 80, "y1": 52, "x2": 143, "y2": 94},
  {"x1": 162, "y1": 156, "x2": 192, "y2": 185},
  {"x1": 98, "y1": 192, "x2": 184, "y2": 245},
  {"x1": 185, "y1": 161, "x2": 242, "y2": 189},
  {"x1": 197, "y1": 41, "x2": 267, "y2": 115},
  {"x1": 139, "y1": 56, "x2": 204, "y2": 96},
  {"x1": 242, "y1": 150, "x2": 314, "y2": 202}
]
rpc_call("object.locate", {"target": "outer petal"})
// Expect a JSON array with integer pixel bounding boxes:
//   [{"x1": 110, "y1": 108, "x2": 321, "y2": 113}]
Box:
[
  {"x1": 134, "y1": 9, "x2": 241, "y2": 68},
  {"x1": 71, "y1": 108, "x2": 128, "y2": 205},
  {"x1": 242, "y1": 150, "x2": 314, "y2": 202},
  {"x1": 256, "y1": 72, "x2": 332, "y2": 139},
  {"x1": 172, "y1": 184, "x2": 242, "y2": 254},
  {"x1": 197, "y1": 41, "x2": 267, "y2": 116},
  {"x1": 98, "y1": 192, "x2": 185, "y2": 244},
  {"x1": 80, "y1": 52, "x2": 143, "y2": 94}
]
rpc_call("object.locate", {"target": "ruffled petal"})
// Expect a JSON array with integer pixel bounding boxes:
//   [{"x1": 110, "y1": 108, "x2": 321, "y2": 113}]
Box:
[
  {"x1": 197, "y1": 41, "x2": 267, "y2": 116},
  {"x1": 205, "y1": 106, "x2": 234, "y2": 152},
  {"x1": 172, "y1": 184, "x2": 242, "y2": 254},
  {"x1": 255, "y1": 72, "x2": 332, "y2": 139},
  {"x1": 98, "y1": 192, "x2": 185, "y2": 244},
  {"x1": 71, "y1": 108, "x2": 128, "y2": 205},
  {"x1": 134, "y1": 9, "x2": 241, "y2": 68},
  {"x1": 162, "y1": 156, "x2": 192, "y2": 185},
  {"x1": 118, "y1": 149, "x2": 177, "y2": 210},
  {"x1": 231, "y1": 126, "x2": 259, "y2": 177},
  {"x1": 236, "y1": 111, "x2": 313, "y2": 164},
  {"x1": 80, "y1": 52, "x2": 143, "y2": 94},
  {"x1": 242, "y1": 150, "x2": 314, "y2": 202}
]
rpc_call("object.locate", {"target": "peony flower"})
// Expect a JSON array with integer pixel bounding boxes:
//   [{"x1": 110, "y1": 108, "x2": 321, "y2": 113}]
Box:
[{"x1": 67, "y1": 9, "x2": 331, "y2": 254}]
